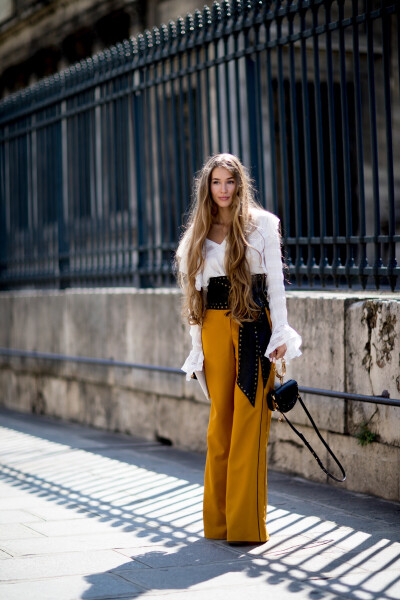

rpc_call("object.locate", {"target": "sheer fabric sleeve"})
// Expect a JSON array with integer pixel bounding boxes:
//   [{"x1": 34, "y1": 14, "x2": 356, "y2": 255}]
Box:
[
  {"x1": 181, "y1": 323, "x2": 204, "y2": 381},
  {"x1": 260, "y1": 212, "x2": 302, "y2": 363},
  {"x1": 176, "y1": 230, "x2": 205, "y2": 379}
]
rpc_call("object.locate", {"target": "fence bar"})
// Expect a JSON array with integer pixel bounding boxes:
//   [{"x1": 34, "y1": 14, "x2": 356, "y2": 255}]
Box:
[
  {"x1": 265, "y1": 13, "x2": 278, "y2": 217},
  {"x1": 0, "y1": 347, "x2": 399, "y2": 407},
  {"x1": 381, "y1": 1, "x2": 397, "y2": 290},
  {"x1": 0, "y1": 347, "x2": 183, "y2": 375},
  {"x1": 299, "y1": 1, "x2": 315, "y2": 285},
  {"x1": 324, "y1": 1, "x2": 341, "y2": 287},
  {"x1": 276, "y1": 8, "x2": 291, "y2": 254},
  {"x1": 312, "y1": 1, "x2": 328, "y2": 286},
  {"x1": 366, "y1": 0, "x2": 382, "y2": 289},
  {"x1": 287, "y1": 7, "x2": 302, "y2": 279},
  {"x1": 351, "y1": 0, "x2": 368, "y2": 289},
  {"x1": 298, "y1": 385, "x2": 399, "y2": 408},
  {"x1": 338, "y1": 0, "x2": 354, "y2": 286}
]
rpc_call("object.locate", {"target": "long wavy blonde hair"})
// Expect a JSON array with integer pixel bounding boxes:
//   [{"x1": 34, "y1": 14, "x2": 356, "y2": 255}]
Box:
[{"x1": 176, "y1": 153, "x2": 263, "y2": 326}]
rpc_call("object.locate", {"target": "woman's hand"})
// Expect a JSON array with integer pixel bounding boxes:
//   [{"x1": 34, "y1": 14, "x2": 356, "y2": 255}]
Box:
[{"x1": 269, "y1": 343, "x2": 287, "y2": 361}]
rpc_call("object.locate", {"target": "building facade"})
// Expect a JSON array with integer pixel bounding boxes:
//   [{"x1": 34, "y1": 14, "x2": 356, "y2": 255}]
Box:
[{"x1": 0, "y1": 0, "x2": 201, "y2": 98}]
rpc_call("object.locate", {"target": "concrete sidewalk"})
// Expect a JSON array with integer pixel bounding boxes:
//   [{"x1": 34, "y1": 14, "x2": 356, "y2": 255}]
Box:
[{"x1": 0, "y1": 406, "x2": 399, "y2": 600}]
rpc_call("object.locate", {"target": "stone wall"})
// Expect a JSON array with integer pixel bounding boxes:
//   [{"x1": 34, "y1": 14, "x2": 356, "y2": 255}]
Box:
[{"x1": 0, "y1": 289, "x2": 399, "y2": 501}]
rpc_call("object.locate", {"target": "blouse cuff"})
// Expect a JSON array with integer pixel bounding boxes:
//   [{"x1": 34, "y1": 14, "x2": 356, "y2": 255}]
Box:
[
  {"x1": 181, "y1": 349, "x2": 204, "y2": 381},
  {"x1": 181, "y1": 323, "x2": 204, "y2": 381},
  {"x1": 265, "y1": 323, "x2": 302, "y2": 363}
]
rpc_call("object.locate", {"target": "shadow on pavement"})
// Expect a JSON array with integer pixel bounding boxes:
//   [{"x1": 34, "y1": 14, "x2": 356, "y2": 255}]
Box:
[{"x1": 0, "y1": 407, "x2": 399, "y2": 600}]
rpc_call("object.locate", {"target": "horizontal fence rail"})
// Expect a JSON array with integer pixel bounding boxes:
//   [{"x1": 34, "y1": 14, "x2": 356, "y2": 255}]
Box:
[
  {"x1": 0, "y1": 347, "x2": 399, "y2": 407},
  {"x1": 0, "y1": 0, "x2": 399, "y2": 290}
]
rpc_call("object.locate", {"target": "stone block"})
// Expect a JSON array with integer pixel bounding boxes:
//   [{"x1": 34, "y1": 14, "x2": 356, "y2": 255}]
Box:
[
  {"x1": 120, "y1": 289, "x2": 184, "y2": 398},
  {"x1": 10, "y1": 292, "x2": 68, "y2": 356},
  {"x1": 325, "y1": 432, "x2": 400, "y2": 502},
  {"x1": 0, "y1": 369, "x2": 14, "y2": 409},
  {"x1": 64, "y1": 289, "x2": 115, "y2": 384},
  {"x1": 38, "y1": 376, "x2": 84, "y2": 423},
  {"x1": 268, "y1": 414, "x2": 400, "y2": 501},
  {"x1": 156, "y1": 395, "x2": 210, "y2": 452},
  {"x1": 284, "y1": 292, "x2": 350, "y2": 434},
  {"x1": 78, "y1": 380, "x2": 115, "y2": 430},
  {"x1": 346, "y1": 299, "x2": 400, "y2": 447},
  {"x1": 0, "y1": 295, "x2": 12, "y2": 347},
  {"x1": 267, "y1": 419, "x2": 329, "y2": 485},
  {"x1": 346, "y1": 299, "x2": 400, "y2": 397},
  {"x1": 0, "y1": 369, "x2": 37, "y2": 413},
  {"x1": 111, "y1": 387, "x2": 157, "y2": 441},
  {"x1": 38, "y1": 376, "x2": 68, "y2": 420}
]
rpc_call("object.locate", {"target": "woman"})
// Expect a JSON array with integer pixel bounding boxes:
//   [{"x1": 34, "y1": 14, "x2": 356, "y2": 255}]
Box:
[{"x1": 176, "y1": 153, "x2": 301, "y2": 544}]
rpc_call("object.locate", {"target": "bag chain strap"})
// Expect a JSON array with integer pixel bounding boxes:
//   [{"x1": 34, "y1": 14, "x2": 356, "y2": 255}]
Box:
[{"x1": 275, "y1": 360, "x2": 346, "y2": 483}]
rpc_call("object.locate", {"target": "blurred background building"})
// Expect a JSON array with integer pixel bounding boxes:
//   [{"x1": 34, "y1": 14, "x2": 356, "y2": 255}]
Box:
[{"x1": 0, "y1": 0, "x2": 201, "y2": 98}]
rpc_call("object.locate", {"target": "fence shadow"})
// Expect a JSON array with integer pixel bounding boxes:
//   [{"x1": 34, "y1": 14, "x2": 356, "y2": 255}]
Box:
[{"x1": 0, "y1": 407, "x2": 399, "y2": 600}]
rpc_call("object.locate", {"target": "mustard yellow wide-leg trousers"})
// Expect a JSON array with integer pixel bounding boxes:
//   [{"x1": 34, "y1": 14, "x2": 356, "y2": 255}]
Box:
[{"x1": 202, "y1": 308, "x2": 274, "y2": 543}]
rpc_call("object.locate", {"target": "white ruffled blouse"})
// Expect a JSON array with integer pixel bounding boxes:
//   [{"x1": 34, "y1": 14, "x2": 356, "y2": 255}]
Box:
[{"x1": 177, "y1": 207, "x2": 302, "y2": 380}]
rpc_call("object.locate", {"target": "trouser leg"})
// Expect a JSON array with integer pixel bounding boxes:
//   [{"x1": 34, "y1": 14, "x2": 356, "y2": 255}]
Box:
[
  {"x1": 202, "y1": 308, "x2": 274, "y2": 542},
  {"x1": 227, "y1": 315, "x2": 274, "y2": 542},
  {"x1": 202, "y1": 309, "x2": 236, "y2": 539}
]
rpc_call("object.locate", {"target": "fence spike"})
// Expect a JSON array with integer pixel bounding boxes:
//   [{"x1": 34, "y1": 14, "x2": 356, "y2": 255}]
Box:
[
  {"x1": 176, "y1": 16, "x2": 186, "y2": 39},
  {"x1": 194, "y1": 8, "x2": 203, "y2": 30},
  {"x1": 185, "y1": 13, "x2": 195, "y2": 37},
  {"x1": 152, "y1": 26, "x2": 161, "y2": 47},
  {"x1": 159, "y1": 23, "x2": 169, "y2": 45},
  {"x1": 221, "y1": 0, "x2": 232, "y2": 20},
  {"x1": 202, "y1": 5, "x2": 212, "y2": 29},
  {"x1": 231, "y1": 0, "x2": 243, "y2": 17},
  {"x1": 137, "y1": 33, "x2": 146, "y2": 56},
  {"x1": 168, "y1": 19, "x2": 177, "y2": 41}
]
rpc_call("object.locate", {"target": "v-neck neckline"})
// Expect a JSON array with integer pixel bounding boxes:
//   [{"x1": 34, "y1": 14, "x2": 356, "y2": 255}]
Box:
[{"x1": 206, "y1": 237, "x2": 226, "y2": 247}]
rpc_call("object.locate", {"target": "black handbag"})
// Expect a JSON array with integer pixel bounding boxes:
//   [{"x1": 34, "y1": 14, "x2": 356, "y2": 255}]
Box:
[{"x1": 267, "y1": 360, "x2": 346, "y2": 483}]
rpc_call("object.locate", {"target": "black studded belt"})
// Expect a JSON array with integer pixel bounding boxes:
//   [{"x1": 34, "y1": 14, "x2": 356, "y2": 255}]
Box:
[{"x1": 206, "y1": 275, "x2": 272, "y2": 407}]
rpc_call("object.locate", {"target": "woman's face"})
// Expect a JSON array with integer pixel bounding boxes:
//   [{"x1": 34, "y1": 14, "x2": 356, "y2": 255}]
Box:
[{"x1": 210, "y1": 167, "x2": 237, "y2": 210}]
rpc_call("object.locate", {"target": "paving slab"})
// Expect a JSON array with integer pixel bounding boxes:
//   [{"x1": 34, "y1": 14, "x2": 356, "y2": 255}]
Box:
[
  {"x1": 0, "y1": 549, "x2": 147, "y2": 581},
  {"x1": 0, "y1": 509, "x2": 46, "y2": 523},
  {"x1": 114, "y1": 540, "x2": 240, "y2": 568},
  {"x1": 0, "y1": 572, "x2": 144, "y2": 600},
  {"x1": 0, "y1": 522, "x2": 45, "y2": 540},
  {"x1": 0, "y1": 531, "x2": 171, "y2": 558},
  {"x1": 0, "y1": 406, "x2": 399, "y2": 600}
]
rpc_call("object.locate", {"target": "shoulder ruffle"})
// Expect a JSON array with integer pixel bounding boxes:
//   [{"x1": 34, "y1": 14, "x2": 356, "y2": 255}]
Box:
[{"x1": 250, "y1": 207, "x2": 280, "y2": 232}]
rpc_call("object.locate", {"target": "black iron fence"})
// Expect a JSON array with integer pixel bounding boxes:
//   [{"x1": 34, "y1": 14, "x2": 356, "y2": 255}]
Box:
[{"x1": 0, "y1": 0, "x2": 399, "y2": 290}]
